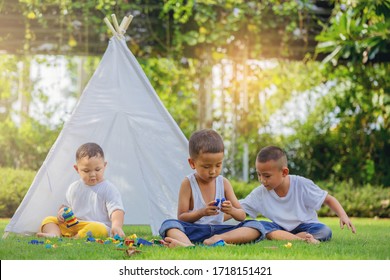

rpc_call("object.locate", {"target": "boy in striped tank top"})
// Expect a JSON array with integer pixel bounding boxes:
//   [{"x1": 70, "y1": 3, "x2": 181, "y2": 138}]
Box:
[{"x1": 159, "y1": 129, "x2": 265, "y2": 247}]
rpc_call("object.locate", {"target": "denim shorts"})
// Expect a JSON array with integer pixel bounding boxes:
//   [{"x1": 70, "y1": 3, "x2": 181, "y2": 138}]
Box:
[
  {"x1": 260, "y1": 220, "x2": 332, "y2": 241},
  {"x1": 159, "y1": 219, "x2": 266, "y2": 243}
]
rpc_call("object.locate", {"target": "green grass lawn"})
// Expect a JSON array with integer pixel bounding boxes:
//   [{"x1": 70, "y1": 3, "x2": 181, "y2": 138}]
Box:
[{"x1": 1, "y1": 218, "x2": 389, "y2": 260}]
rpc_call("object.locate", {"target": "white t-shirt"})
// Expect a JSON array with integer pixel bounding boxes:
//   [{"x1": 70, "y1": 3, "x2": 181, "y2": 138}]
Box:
[
  {"x1": 240, "y1": 175, "x2": 327, "y2": 231},
  {"x1": 64, "y1": 179, "x2": 125, "y2": 230},
  {"x1": 188, "y1": 173, "x2": 225, "y2": 225}
]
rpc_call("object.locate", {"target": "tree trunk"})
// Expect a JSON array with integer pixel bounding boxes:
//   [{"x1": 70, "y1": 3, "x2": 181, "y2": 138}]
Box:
[
  {"x1": 197, "y1": 49, "x2": 213, "y2": 129},
  {"x1": 17, "y1": 56, "x2": 32, "y2": 124}
]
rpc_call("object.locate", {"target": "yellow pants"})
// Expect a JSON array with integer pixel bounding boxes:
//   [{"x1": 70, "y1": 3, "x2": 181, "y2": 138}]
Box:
[{"x1": 41, "y1": 216, "x2": 108, "y2": 238}]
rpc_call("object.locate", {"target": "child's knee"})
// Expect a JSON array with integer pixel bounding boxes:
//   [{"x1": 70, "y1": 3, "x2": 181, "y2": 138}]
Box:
[
  {"x1": 40, "y1": 216, "x2": 59, "y2": 231},
  {"x1": 41, "y1": 216, "x2": 58, "y2": 226},
  {"x1": 159, "y1": 219, "x2": 185, "y2": 238},
  {"x1": 314, "y1": 225, "x2": 332, "y2": 241}
]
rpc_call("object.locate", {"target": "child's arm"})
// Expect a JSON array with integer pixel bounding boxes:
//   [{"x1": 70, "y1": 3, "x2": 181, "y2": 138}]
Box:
[
  {"x1": 177, "y1": 178, "x2": 219, "y2": 223},
  {"x1": 221, "y1": 178, "x2": 246, "y2": 222},
  {"x1": 110, "y1": 209, "x2": 125, "y2": 237},
  {"x1": 323, "y1": 194, "x2": 356, "y2": 233}
]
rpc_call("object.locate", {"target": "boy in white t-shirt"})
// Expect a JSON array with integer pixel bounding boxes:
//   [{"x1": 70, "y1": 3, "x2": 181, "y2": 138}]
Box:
[
  {"x1": 240, "y1": 146, "x2": 356, "y2": 243},
  {"x1": 37, "y1": 143, "x2": 125, "y2": 238}
]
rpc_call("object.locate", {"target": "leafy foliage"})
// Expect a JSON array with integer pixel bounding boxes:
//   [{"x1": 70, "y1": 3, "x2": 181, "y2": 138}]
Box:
[
  {"x1": 161, "y1": 0, "x2": 316, "y2": 59},
  {"x1": 0, "y1": 0, "x2": 389, "y2": 188},
  {"x1": 0, "y1": 55, "x2": 19, "y2": 121},
  {"x1": 316, "y1": 180, "x2": 390, "y2": 218},
  {"x1": 0, "y1": 117, "x2": 61, "y2": 169},
  {"x1": 315, "y1": 1, "x2": 390, "y2": 64},
  {"x1": 286, "y1": 1, "x2": 390, "y2": 185},
  {"x1": 139, "y1": 56, "x2": 198, "y2": 138},
  {"x1": 0, "y1": 168, "x2": 35, "y2": 218}
]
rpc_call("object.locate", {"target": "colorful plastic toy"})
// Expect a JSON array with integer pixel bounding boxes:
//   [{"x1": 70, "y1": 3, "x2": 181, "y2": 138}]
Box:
[
  {"x1": 153, "y1": 239, "x2": 165, "y2": 246},
  {"x1": 114, "y1": 234, "x2": 124, "y2": 241},
  {"x1": 86, "y1": 236, "x2": 96, "y2": 242},
  {"x1": 124, "y1": 239, "x2": 134, "y2": 246},
  {"x1": 135, "y1": 238, "x2": 153, "y2": 246},
  {"x1": 210, "y1": 239, "x2": 226, "y2": 247},
  {"x1": 29, "y1": 239, "x2": 44, "y2": 245},
  {"x1": 62, "y1": 207, "x2": 79, "y2": 228},
  {"x1": 214, "y1": 198, "x2": 226, "y2": 206}
]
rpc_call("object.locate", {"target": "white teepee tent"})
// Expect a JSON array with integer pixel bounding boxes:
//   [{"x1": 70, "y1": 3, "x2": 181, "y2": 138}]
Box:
[{"x1": 4, "y1": 15, "x2": 192, "y2": 236}]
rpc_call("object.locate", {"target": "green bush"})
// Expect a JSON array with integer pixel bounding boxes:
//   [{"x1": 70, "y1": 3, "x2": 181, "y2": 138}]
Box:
[
  {"x1": 316, "y1": 180, "x2": 390, "y2": 218},
  {"x1": 231, "y1": 180, "x2": 259, "y2": 200},
  {"x1": 0, "y1": 168, "x2": 35, "y2": 218},
  {"x1": 230, "y1": 179, "x2": 390, "y2": 218}
]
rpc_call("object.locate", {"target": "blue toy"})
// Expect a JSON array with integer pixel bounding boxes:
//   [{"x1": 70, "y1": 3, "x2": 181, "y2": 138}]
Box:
[
  {"x1": 214, "y1": 198, "x2": 226, "y2": 206},
  {"x1": 29, "y1": 239, "x2": 44, "y2": 245},
  {"x1": 114, "y1": 234, "x2": 124, "y2": 241},
  {"x1": 210, "y1": 240, "x2": 226, "y2": 247},
  {"x1": 135, "y1": 238, "x2": 153, "y2": 246},
  {"x1": 86, "y1": 236, "x2": 96, "y2": 242}
]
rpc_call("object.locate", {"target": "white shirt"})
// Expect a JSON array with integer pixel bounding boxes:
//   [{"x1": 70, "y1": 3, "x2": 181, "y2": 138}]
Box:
[
  {"x1": 64, "y1": 179, "x2": 124, "y2": 230},
  {"x1": 240, "y1": 175, "x2": 327, "y2": 231},
  {"x1": 188, "y1": 173, "x2": 225, "y2": 225}
]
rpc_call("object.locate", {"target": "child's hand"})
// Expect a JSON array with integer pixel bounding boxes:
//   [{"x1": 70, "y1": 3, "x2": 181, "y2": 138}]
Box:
[
  {"x1": 56, "y1": 208, "x2": 65, "y2": 223},
  {"x1": 203, "y1": 201, "x2": 220, "y2": 216},
  {"x1": 220, "y1": 200, "x2": 233, "y2": 214},
  {"x1": 111, "y1": 226, "x2": 125, "y2": 238},
  {"x1": 340, "y1": 216, "x2": 356, "y2": 233}
]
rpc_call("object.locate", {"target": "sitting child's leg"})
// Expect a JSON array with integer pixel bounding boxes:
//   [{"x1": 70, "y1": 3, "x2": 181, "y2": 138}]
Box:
[
  {"x1": 267, "y1": 230, "x2": 303, "y2": 240},
  {"x1": 37, "y1": 216, "x2": 62, "y2": 238},
  {"x1": 37, "y1": 217, "x2": 109, "y2": 239},
  {"x1": 292, "y1": 223, "x2": 332, "y2": 242},
  {"x1": 76, "y1": 221, "x2": 108, "y2": 238},
  {"x1": 159, "y1": 219, "x2": 195, "y2": 248},
  {"x1": 164, "y1": 229, "x2": 194, "y2": 248},
  {"x1": 260, "y1": 220, "x2": 320, "y2": 244},
  {"x1": 287, "y1": 231, "x2": 320, "y2": 244},
  {"x1": 203, "y1": 227, "x2": 260, "y2": 245},
  {"x1": 204, "y1": 220, "x2": 265, "y2": 245}
]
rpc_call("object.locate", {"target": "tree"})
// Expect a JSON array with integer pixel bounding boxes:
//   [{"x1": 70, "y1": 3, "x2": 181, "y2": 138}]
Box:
[{"x1": 286, "y1": 1, "x2": 390, "y2": 185}]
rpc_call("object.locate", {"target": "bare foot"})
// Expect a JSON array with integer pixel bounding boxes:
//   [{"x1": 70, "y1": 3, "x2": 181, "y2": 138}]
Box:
[
  {"x1": 163, "y1": 237, "x2": 194, "y2": 248},
  {"x1": 304, "y1": 233, "x2": 320, "y2": 244},
  {"x1": 203, "y1": 235, "x2": 223, "y2": 246},
  {"x1": 36, "y1": 232, "x2": 60, "y2": 238}
]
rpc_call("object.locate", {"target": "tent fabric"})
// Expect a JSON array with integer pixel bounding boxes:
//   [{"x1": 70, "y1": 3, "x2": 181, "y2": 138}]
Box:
[{"x1": 5, "y1": 37, "x2": 192, "y2": 236}]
